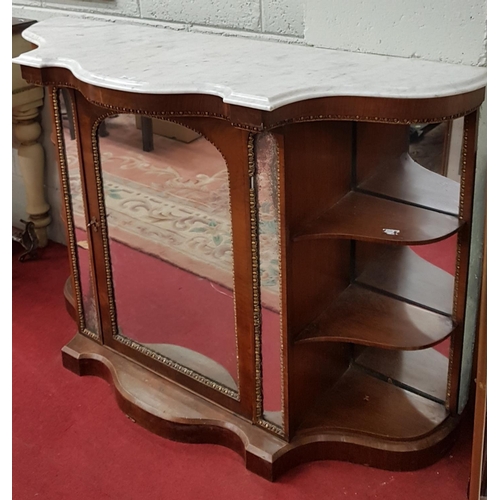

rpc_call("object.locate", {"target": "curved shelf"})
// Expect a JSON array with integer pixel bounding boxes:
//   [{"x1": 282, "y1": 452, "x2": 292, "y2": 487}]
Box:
[
  {"x1": 357, "y1": 153, "x2": 460, "y2": 216},
  {"x1": 356, "y1": 245, "x2": 455, "y2": 315},
  {"x1": 297, "y1": 365, "x2": 448, "y2": 439},
  {"x1": 295, "y1": 284, "x2": 455, "y2": 350},
  {"x1": 293, "y1": 192, "x2": 462, "y2": 245}
]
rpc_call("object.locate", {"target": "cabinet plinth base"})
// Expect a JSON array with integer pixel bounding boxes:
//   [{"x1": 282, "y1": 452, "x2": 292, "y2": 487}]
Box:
[{"x1": 62, "y1": 333, "x2": 462, "y2": 481}]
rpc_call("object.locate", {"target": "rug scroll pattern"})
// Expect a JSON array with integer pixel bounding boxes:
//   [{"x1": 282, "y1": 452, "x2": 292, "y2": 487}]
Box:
[{"x1": 64, "y1": 114, "x2": 280, "y2": 309}]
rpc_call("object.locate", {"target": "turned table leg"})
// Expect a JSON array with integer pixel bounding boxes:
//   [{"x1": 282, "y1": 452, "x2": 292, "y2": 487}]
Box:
[{"x1": 13, "y1": 102, "x2": 51, "y2": 247}]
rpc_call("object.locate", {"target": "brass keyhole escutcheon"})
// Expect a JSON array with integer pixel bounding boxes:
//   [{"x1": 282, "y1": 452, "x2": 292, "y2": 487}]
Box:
[{"x1": 87, "y1": 216, "x2": 100, "y2": 232}]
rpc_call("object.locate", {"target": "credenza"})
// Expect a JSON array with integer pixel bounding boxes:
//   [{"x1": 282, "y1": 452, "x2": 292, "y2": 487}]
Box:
[{"x1": 14, "y1": 17, "x2": 486, "y2": 481}]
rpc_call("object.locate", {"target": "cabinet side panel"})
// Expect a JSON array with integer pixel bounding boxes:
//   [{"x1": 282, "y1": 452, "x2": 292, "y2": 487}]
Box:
[
  {"x1": 283, "y1": 121, "x2": 352, "y2": 230},
  {"x1": 288, "y1": 342, "x2": 350, "y2": 437},
  {"x1": 356, "y1": 123, "x2": 410, "y2": 185},
  {"x1": 289, "y1": 239, "x2": 351, "y2": 335},
  {"x1": 283, "y1": 121, "x2": 352, "y2": 336},
  {"x1": 280, "y1": 121, "x2": 352, "y2": 436}
]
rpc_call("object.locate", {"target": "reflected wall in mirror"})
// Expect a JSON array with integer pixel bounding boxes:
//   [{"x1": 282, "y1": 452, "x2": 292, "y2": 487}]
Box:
[
  {"x1": 57, "y1": 89, "x2": 100, "y2": 338},
  {"x1": 96, "y1": 114, "x2": 239, "y2": 393},
  {"x1": 255, "y1": 132, "x2": 284, "y2": 432}
]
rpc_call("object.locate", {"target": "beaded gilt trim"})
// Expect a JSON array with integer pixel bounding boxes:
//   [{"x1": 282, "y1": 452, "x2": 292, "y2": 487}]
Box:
[
  {"x1": 266, "y1": 107, "x2": 481, "y2": 130},
  {"x1": 113, "y1": 334, "x2": 239, "y2": 398}
]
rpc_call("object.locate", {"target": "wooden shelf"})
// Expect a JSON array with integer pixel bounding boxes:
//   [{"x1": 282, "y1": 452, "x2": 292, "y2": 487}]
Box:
[
  {"x1": 298, "y1": 365, "x2": 448, "y2": 439},
  {"x1": 358, "y1": 153, "x2": 460, "y2": 216},
  {"x1": 354, "y1": 347, "x2": 448, "y2": 403},
  {"x1": 295, "y1": 284, "x2": 455, "y2": 350},
  {"x1": 356, "y1": 245, "x2": 454, "y2": 316},
  {"x1": 293, "y1": 192, "x2": 462, "y2": 245}
]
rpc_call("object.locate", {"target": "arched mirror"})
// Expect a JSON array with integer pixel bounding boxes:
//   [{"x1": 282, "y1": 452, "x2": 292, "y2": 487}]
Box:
[{"x1": 95, "y1": 114, "x2": 239, "y2": 393}]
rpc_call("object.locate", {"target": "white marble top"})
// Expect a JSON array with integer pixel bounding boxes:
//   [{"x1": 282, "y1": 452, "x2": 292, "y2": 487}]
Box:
[{"x1": 13, "y1": 18, "x2": 486, "y2": 112}]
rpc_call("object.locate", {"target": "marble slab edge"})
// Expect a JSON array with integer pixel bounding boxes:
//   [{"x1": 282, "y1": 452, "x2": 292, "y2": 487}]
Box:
[{"x1": 13, "y1": 18, "x2": 487, "y2": 112}]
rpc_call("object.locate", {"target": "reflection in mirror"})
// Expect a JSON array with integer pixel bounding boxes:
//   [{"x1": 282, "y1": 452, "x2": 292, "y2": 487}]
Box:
[
  {"x1": 97, "y1": 114, "x2": 238, "y2": 392},
  {"x1": 353, "y1": 342, "x2": 450, "y2": 405},
  {"x1": 58, "y1": 89, "x2": 100, "y2": 336},
  {"x1": 255, "y1": 132, "x2": 283, "y2": 430},
  {"x1": 408, "y1": 117, "x2": 482, "y2": 414},
  {"x1": 409, "y1": 119, "x2": 461, "y2": 363},
  {"x1": 409, "y1": 119, "x2": 464, "y2": 184}
]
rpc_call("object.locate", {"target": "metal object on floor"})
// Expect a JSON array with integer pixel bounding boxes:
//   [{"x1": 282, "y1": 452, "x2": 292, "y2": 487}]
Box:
[{"x1": 12, "y1": 219, "x2": 39, "y2": 262}]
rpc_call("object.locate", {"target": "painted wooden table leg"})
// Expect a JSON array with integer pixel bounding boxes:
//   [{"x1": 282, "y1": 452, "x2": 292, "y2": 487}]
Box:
[{"x1": 13, "y1": 100, "x2": 51, "y2": 247}]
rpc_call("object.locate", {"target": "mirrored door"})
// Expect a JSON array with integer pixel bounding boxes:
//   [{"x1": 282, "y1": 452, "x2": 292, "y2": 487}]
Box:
[{"x1": 95, "y1": 114, "x2": 239, "y2": 395}]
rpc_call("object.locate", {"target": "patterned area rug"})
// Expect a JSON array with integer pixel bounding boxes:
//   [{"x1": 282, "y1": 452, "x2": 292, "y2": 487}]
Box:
[{"x1": 63, "y1": 114, "x2": 280, "y2": 310}]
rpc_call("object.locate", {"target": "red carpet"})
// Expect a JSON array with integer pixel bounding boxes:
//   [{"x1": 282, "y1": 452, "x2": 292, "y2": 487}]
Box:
[{"x1": 12, "y1": 239, "x2": 472, "y2": 499}]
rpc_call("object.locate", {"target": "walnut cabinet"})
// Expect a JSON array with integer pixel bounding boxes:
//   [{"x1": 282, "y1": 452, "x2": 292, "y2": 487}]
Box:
[{"x1": 15, "y1": 18, "x2": 486, "y2": 480}]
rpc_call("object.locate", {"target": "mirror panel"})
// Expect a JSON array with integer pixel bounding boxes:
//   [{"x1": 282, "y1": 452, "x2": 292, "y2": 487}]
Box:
[
  {"x1": 97, "y1": 114, "x2": 238, "y2": 392},
  {"x1": 57, "y1": 89, "x2": 100, "y2": 338},
  {"x1": 255, "y1": 132, "x2": 284, "y2": 431},
  {"x1": 408, "y1": 119, "x2": 463, "y2": 369}
]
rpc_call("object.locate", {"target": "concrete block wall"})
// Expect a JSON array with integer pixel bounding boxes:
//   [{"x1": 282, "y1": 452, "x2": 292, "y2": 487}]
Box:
[
  {"x1": 12, "y1": 0, "x2": 486, "y2": 61},
  {"x1": 305, "y1": 0, "x2": 487, "y2": 66},
  {"x1": 12, "y1": 0, "x2": 486, "y2": 243}
]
